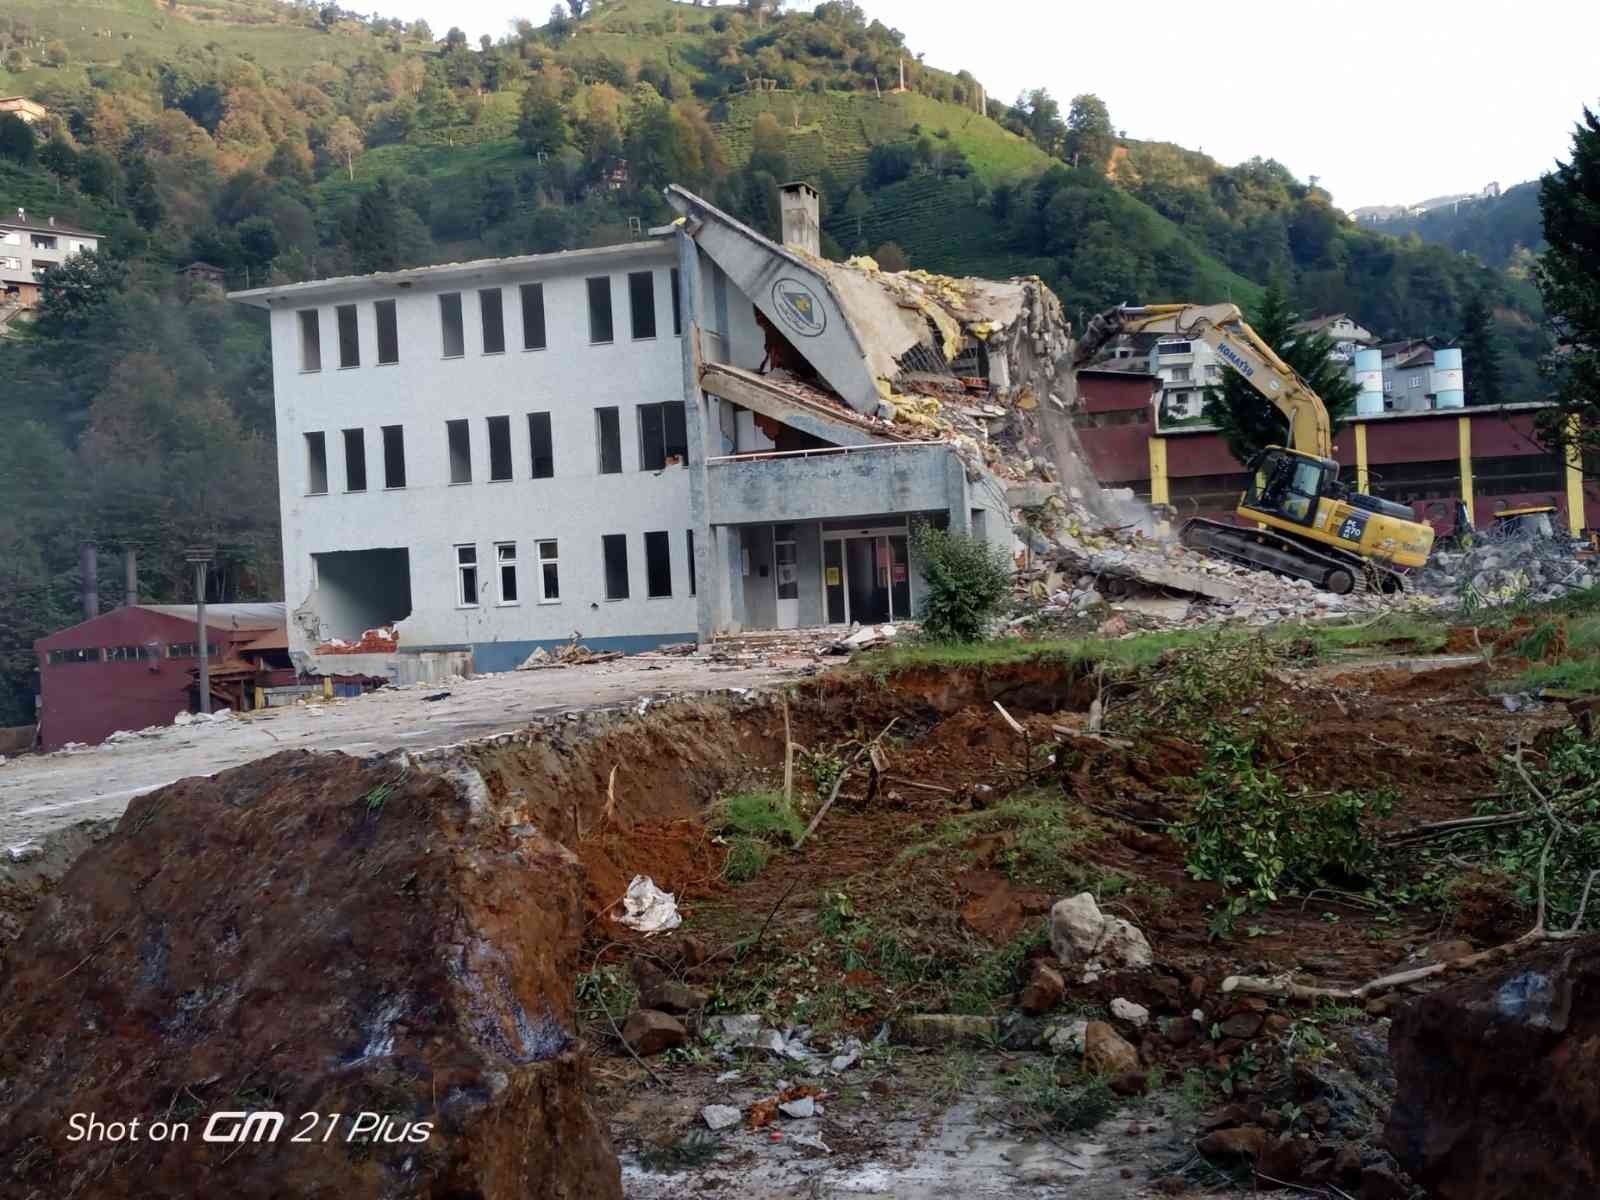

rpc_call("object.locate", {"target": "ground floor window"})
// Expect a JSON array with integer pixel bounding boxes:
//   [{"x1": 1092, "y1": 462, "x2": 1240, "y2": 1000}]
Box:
[
  {"x1": 602, "y1": 534, "x2": 629, "y2": 600},
  {"x1": 456, "y1": 544, "x2": 479, "y2": 607},
  {"x1": 496, "y1": 542, "x2": 518, "y2": 604},
  {"x1": 538, "y1": 540, "x2": 560, "y2": 602}
]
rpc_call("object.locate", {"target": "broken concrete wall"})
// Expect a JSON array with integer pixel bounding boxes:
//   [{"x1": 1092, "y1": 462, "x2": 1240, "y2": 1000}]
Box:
[{"x1": 0, "y1": 751, "x2": 621, "y2": 1199}]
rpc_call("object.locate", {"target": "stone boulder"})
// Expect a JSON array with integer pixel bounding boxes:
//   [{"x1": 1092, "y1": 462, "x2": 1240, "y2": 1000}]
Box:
[
  {"x1": 1048, "y1": 892, "x2": 1152, "y2": 977},
  {"x1": 0, "y1": 750, "x2": 620, "y2": 1199},
  {"x1": 1386, "y1": 937, "x2": 1600, "y2": 1199}
]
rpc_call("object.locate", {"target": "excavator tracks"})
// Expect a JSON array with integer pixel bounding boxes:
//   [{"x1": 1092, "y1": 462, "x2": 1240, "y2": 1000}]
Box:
[{"x1": 1180, "y1": 518, "x2": 1405, "y2": 595}]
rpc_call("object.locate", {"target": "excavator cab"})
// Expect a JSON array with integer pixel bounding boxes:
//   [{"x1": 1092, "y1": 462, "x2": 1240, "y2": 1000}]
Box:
[{"x1": 1244, "y1": 448, "x2": 1337, "y2": 526}]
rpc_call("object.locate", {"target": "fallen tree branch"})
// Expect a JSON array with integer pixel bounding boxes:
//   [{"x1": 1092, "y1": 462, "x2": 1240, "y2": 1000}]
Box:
[
  {"x1": 1382, "y1": 810, "x2": 1537, "y2": 846},
  {"x1": 796, "y1": 763, "x2": 852, "y2": 849},
  {"x1": 882, "y1": 775, "x2": 959, "y2": 796}
]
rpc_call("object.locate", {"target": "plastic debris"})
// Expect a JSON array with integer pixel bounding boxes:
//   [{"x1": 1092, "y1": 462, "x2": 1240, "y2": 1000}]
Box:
[{"x1": 616, "y1": 875, "x2": 682, "y2": 934}]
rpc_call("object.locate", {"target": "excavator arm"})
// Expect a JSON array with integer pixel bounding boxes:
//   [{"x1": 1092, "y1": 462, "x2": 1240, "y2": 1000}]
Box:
[{"x1": 1074, "y1": 303, "x2": 1332, "y2": 459}]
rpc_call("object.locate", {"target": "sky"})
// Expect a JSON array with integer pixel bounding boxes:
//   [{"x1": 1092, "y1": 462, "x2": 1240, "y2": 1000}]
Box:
[{"x1": 395, "y1": 0, "x2": 1600, "y2": 211}]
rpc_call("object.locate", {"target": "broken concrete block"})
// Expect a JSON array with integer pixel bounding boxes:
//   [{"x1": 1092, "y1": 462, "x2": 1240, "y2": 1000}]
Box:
[
  {"x1": 1045, "y1": 1018, "x2": 1089, "y2": 1055},
  {"x1": 0, "y1": 750, "x2": 621, "y2": 1199},
  {"x1": 1110, "y1": 997, "x2": 1150, "y2": 1028},
  {"x1": 779, "y1": 1096, "x2": 815, "y2": 1119},
  {"x1": 702, "y1": 1104, "x2": 741, "y2": 1131}
]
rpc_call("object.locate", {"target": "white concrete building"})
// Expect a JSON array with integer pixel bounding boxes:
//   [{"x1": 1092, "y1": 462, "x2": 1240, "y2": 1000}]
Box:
[
  {"x1": 232, "y1": 185, "x2": 1015, "y2": 676},
  {"x1": 1, "y1": 209, "x2": 100, "y2": 311},
  {"x1": 1146, "y1": 336, "x2": 1221, "y2": 422}
]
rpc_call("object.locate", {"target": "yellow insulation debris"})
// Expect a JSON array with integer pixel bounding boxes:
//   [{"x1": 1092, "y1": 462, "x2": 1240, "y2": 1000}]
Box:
[{"x1": 845, "y1": 255, "x2": 881, "y2": 272}]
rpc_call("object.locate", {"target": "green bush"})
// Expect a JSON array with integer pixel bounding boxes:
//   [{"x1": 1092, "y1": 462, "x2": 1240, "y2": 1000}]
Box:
[
  {"x1": 910, "y1": 521, "x2": 1012, "y2": 642},
  {"x1": 714, "y1": 789, "x2": 805, "y2": 843},
  {"x1": 722, "y1": 835, "x2": 770, "y2": 884}
]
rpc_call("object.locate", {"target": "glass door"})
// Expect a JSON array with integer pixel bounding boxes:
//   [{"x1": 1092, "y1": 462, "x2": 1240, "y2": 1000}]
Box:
[
  {"x1": 824, "y1": 539, "x2": 846, "y2": 624},
  {"x1": 774, "y1": 525, "x2": 799, "y2": 629}
]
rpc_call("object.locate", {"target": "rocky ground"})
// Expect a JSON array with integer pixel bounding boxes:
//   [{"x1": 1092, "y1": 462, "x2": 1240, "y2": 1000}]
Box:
[{"x1": 4, "y1": 594, "x2": 1599, "y2": 1198}]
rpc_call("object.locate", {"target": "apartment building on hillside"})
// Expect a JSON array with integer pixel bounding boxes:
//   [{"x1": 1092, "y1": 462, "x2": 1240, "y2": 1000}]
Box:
[
  {"x1": 231, "y1": 184, "x2": 1014, "y2": 676},
  {"x1": 1, "y1": 208, "x2": 101, "y2": 311}
]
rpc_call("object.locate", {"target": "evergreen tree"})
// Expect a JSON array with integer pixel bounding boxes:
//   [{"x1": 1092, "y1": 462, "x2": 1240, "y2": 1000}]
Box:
[
  {"x1": 1457, "y1": 293, "x2": 1506, "y2": 406},
  {"x1": 351, "y1": 179, "x2": 402, "y2": 273},
  {"x1": 0, "y1": 112, "x2": 34, "y2": 164},
  {"x1": 1202, "y1": 282, "x2": 1361, "y2": 466},
  {"x1": 517, "y1": 85, "x2": 568, "y2": 156},
  {"x1": 1535, "y1": 106, "x2": 1600, "y2": 454}
]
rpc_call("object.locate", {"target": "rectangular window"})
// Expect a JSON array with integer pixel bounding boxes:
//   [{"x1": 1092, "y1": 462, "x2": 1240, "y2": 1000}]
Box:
[
  {"x1": 456, "y1": 544, "x2": 479, "y2": 607},
  {"x1": 298, "y1": 309, "x2": 321, "y2": 372},
  {"x1": 602, "y1": 534, "x2": 630, "y2": 600},
  {"x1": 104, "y1": 645, "x2": 156, "y2": 662},
  {"x1": 479, "y1": 287, "x2": 505, "y2": 354},
  {"x1": 47, "y1": 647, "x2": 99, "y2": 665},
  {"x1": 596, "y1": 406, "x2": 622, "y2": 474},
  {"x1": 638, "y1": 401, "x2": 688, "y2": 471},
  {"x1": 382, "y1": 425, "x2": 406, "y2": 488},
  {"x1": 496, "y1": 542, "x2": 519, "y2": 604},
  {"x1": 1171, "y1": 366, "x2": 1191, "y2": 382},
  {"x1": 671, "y1": 267, "x2": 682, "y2": 336},
  {"x1": 166, "y1": 642, "x2": 219, "y2": 660},
  {"x1": 375, "y1": 299, "x2": 399, "y2": 365},
  {"x1": 528, "y1": 412, "x2": 554, "y2": 479},
  {"x1": 447, "y1": 419, "x2": 472, "y2": 483},
  {"x1": 686, "y1": 529, "x2": 696, "y2": 596},
  {"x1": 486, "y1": 415, "x2": 513, "y2": 481},
  {"x1": 336, "y1": 304, "x2": 360, "y2": 368},
  {"x1": 520, "y1": 282, "x2": 546, "y2": 350},
  {"x1": 644, "y1": 530, "x2": 672, "y2": 598},
  {"x1": 587, "y1": 276, "x2": 614, "y2": 344},
  {"x1": 628, "y1": 270, "x2": 657, "y2": 340},
  {"x1": 305, "y1": 431, "x2": 328, "y2": 495},
  {"x1": 31, "y1": 233, "x2": 56, "y2": 250},
  {"x1": 440, "y1": 292, "x2": 465, "y2": 358},
  {"x1": 343, "y1": 428, "x2": 367, "y2": 492},
  {"x1": 538, "y1": 539, "x2": 560, "y2": 602}
]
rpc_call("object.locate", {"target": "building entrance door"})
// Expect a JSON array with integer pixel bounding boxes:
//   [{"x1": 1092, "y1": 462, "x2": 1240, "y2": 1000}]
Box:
[
  {"x1": 773, "y1": 524, "x2": 800, "y2": 629},
  {"x1": 822, "y1": 529, "x2": 912, "y2": 626}
]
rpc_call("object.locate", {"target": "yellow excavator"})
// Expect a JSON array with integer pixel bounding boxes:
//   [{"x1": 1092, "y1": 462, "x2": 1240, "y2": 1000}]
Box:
[{"x1": 1075, "y1": 303, "x2": 1436, "y2": 594}]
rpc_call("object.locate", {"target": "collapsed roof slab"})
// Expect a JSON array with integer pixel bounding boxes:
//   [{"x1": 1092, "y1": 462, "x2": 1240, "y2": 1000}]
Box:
[
  {"x1": 668, "y1": 185, "x2": 891, "y2": 416},
  {"x1": 699, "y1": 363, "x2": 904, "y2": 449}
]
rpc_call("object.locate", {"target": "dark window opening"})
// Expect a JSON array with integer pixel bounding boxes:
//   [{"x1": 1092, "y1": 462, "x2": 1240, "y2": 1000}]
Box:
[
  {"x1": 456, "y1": 544, "x2": 479, "y2": 606},
  {"x1": 521, "y1": 282, "x2": 546, "y2": 350},
  {"x1": 497, "y1": 542, "x2": 518, "y2": 604},
  {"x1": 343, "y1": 428, "x2": 367, "y2": 492},
  {"x1": 305, "y1": 431, "x2": 328, "y2": 494},
  {"x1": 528, "y1": 412, "x2": 554, "y2": 479},
  {"x1": 686, "y1": 529, "x2": 696, "y2": 596},
  {"x1": 602, "y1": 534, "x2": 629, "y2": 600},
  {"x1": 479, "y1": 287, "x2": 505, "y2": 354},
  {"x1": 375, "y1": 299, "x2": 399, "y2": 365},
  {"x1": 447, "y1": 419, "x2": 472, "y2": 483},
  {"x1": 638, "y1": 401, "x2": 688, "y2": 470},
  {"x1": 644, "y1": 530, "x2": 672, "y2": 598},
  {"x1": 440, "y1": 292, "x2": 465, "y2": 358},
  {"x1": 382, "y1": 424, "x2": 406, "y2": 488},
  {"x1": 538, "y1": 539, "x2": 560, "y2": 601},
  {"x1": 629, "y1": 270, "x2": 657, "y2": 340},
  {"x1": 671, "y1": 267, "x2": 682, "y2": 336},
  {"x1": 487, "y1": 415, "x2": 513, "y2": 481},
  {"x1": 298, "y1": 309, "x2": 321, "y2": 371},
  {"x1": 336, "y1": 304, "x2": 360, "y2": 368},
  {"x1": 587, "y1": 276, "x2": 614, "y2": 344},
  {"x1": 47, "y1": 647, "x2": 99, "y2": 665},
  {"x1": 596, "y1": 407, "x2": 622, "y2": 474}
]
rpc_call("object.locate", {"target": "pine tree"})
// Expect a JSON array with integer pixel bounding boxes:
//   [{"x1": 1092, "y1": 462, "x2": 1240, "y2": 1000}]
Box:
[
  {"x1": 1535, "y1": 106, "x2": 1600, "y2": 454},
  {"x1": 1202, "y1": 282, "x2": 1361, "y2": 466},
  {"x1": 1457, "y1": 293, "x2": 1506, "y2": 406}
]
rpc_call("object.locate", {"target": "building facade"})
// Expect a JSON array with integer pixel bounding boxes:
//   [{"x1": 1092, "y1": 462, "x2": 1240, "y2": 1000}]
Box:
[
  {"x1": 32, "y1": 604, "x2": 286, "y2": 750},
  {"x1": 1, "y1": 209, "x2": 100, "y2": 311},
  {"x1": 232, "y1": 185, "x2": 1012, "y2": 676}
]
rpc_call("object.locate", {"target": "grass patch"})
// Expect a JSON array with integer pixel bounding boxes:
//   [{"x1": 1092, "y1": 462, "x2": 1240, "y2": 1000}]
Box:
[
  {"x1": 722, "y1": 836, "x2": 770, "y2": 884},
  {"x1": 947, "y1": 920, "x2": 1049, "y2": 1015},
  {"x1": 714, "y1": 789, "x2": 805, "y2": 844},
  {"x1": 1009, "y1": 1059, "x2": 1119, "y2": 1132},
  {"x1": 897, "y1": 789, "x2": 1104, "y2": 892}
]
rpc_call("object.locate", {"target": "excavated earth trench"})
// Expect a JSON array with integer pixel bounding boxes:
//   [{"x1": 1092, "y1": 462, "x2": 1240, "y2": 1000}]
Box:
[{"x1": 0, "y1": 653, "x2": 1585, "y2": 1197}]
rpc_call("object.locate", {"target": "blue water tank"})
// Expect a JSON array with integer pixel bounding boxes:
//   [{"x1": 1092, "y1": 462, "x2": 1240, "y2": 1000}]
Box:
[
  {"x1": 1434, "y1": 347, "x2": 1464, "y2": 409},
  {"x1": 1354, "y1": 348, "x2": 1384, "y2": 415}
]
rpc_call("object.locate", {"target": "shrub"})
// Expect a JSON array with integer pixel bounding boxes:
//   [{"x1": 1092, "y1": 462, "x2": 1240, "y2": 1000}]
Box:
[
  {"x1": 714, "y1": 789, "x2": 805, "y2": 843},
  {"x1": 909, "y1": 521, "x2": 1012, "y2": 642}
]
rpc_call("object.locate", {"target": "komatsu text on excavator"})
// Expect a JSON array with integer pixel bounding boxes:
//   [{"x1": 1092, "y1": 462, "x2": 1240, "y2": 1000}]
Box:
[{"x1": 1075, "y1": 303, "x2": 1435, "y2": 593}]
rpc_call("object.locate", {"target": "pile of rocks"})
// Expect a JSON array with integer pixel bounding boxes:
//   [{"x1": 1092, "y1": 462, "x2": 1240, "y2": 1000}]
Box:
[{"x1": 1416, "y1": 536, "x2": 1594, "y2": 604}]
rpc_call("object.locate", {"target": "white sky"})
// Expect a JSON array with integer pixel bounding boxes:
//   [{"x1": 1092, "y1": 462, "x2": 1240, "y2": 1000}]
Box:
[{"x1": 396, "y1": 0, "x2": 1600, "y2": 211}]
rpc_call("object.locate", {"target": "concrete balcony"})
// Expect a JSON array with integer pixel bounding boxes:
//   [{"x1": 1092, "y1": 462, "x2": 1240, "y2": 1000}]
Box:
[{"x1": 706, "y1": 441, "x2": 963, "y2": 526}]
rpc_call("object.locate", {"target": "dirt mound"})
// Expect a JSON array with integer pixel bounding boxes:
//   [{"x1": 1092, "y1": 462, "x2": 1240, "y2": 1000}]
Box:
[
  {"x1": 0, "y1": 751, "x2": 620, "y2": 1199},
  {"x1": 1386, "y1": 936, "x2": 1600, "y2": 1199}
]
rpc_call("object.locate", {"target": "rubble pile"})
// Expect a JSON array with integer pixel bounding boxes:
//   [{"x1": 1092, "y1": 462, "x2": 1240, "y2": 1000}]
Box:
[
  {"x1": 1416, "y1": 536, "x2": 1595, "y2": 604},
  {"x1": 0, "y1": 751, "x2": 622, "y2": 1199}
]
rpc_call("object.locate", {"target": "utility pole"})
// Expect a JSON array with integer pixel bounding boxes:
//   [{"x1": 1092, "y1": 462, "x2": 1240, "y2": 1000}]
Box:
[{"x1": 185, "y1": 546, "x2": 214, "y2": 715}]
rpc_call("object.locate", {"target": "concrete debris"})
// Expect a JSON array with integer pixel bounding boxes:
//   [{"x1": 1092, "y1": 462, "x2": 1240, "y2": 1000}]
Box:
[
  {"x1": 315, "y1": 624, "x2": 398, "y2": 654},
  {"x1": 1417, "y1": 537, "x2": 1594, "y2": 605},
  {"x1": 828, "y1": 1037, "x2": 865, "y2": 1072},
  {"x1": 616, "y1": 875, "x2": 682, "y2": 934},
  {"x1": 827, "y1": 623, "x2": 898, "y2": 654},
  {"x1": 702, "y1": 1104, "x2": 742, "y2": 1132},
  {"x1": 518, "y1": 640, "x2": 626, "y2": 670},
  {"x1": 1110, "y1": 997, "x2": 1151, "y2": 1028},
  {"x1": 1045, "y1": 1018, "x2": 1089, "y2": 1056},
  {"x1": 1049, "y1": 892, "x2": 1153, "y2": 979},
  {"x1": 779, "y1": 1096, "x2": 817, "y2": 1119},
  {"x1": 894, "y1": 1013, "x2": 999, "y2": 1046}
]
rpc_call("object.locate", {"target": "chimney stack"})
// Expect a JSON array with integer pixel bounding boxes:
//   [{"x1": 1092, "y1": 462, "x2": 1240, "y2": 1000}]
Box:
[
  {"x1": 80, "y1": 542, "x2": 98, "y2": 620},
  {"x1": 124, "y1": 547, "x2": 138, "y2": 608},
  {"x1": 778, "y1": 182, "x2": 821, "y2": 257}
]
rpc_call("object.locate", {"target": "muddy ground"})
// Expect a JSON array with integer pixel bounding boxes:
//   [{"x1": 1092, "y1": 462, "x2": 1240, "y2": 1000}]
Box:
[{"x1": 546, "y1": 634, "x2": 1575, "y2": 1197}]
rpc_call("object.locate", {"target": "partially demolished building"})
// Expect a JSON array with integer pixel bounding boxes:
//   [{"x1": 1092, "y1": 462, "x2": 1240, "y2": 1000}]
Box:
[{"x1": 233, "y1": 184, "x2": 1095, "y2": 674}]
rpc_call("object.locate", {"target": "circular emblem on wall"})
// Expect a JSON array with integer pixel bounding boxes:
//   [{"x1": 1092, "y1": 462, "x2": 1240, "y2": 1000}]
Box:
[{"x1": 771, "y1": 277, "x2": 827, "y2": 338}]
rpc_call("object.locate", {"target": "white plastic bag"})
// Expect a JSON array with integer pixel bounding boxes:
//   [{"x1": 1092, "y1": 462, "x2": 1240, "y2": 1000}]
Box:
[{"x1": 616, "y1": 875, "x2": 682, "y2": 934}]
